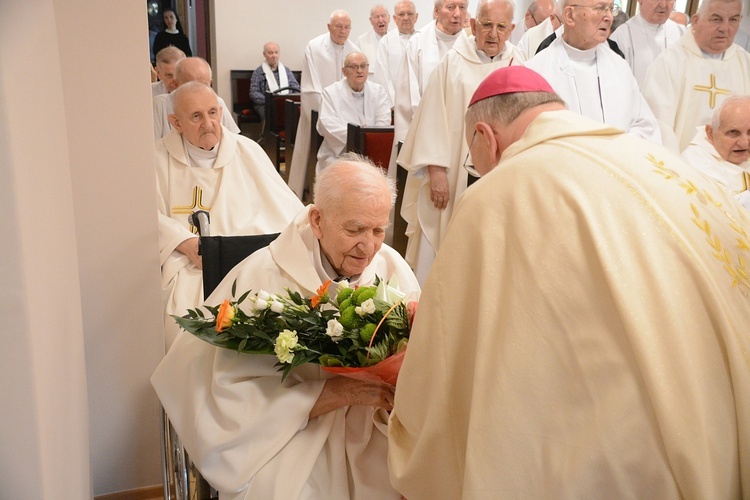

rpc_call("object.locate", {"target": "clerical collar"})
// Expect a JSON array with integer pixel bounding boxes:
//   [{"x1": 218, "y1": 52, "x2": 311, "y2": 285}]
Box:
[
  {"x1": 640, "y1": 16, "x2": 664, "y2": 30},
  {"x1": 476, "y1": 44, "x2": 506, "y2": 63},
  {"x1": 312, "y1": 236, "x2": 362, "y2": 285},
  {"x1": 561, "y1": 38, "x2": 598, "y2": 62},
  {"x1": 435, "y1": 25, "x2": 461, "y2": 42},
  {"x1": 700, "y1": 49, "x2": 724, "y2": 60},
  {"x1": 182, "y1": 136, "x2": 219, "y2": 169},
  {"x1": 165, "y1": 28, "x2": 179, "y2": 34}
]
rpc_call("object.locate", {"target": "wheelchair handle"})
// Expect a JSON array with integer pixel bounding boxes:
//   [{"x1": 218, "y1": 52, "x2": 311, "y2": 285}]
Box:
[{"x1": 189, "y1": 210, "x2": 211, "y2": 237}]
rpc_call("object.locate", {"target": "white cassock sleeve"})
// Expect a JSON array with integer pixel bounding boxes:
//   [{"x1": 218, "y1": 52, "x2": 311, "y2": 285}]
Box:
[{"x1": 316, "y1": 85, "x2": 348, "y2": 155}]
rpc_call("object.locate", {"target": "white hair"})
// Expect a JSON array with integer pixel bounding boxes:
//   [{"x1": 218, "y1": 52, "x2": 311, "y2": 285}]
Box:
[
  {"x1": 313, "y1": 153, "x2": 396, "y2": 212},
  {"x1": 370, "y1": 4, "x2": 389, "y2": 16},
  {"x1": 476, "y1": 0, "x2": 516, "y2": 17},
  {"x1": 155, "y1": 46, "x2": 186, "y2": 65},
  {"x1": 171, "y1": 81, "x2": 218, "y2": 115},
  {"x1": 329, "y1": 9, "x2": 351, "y2": 22},
  {"x1": 697, "y1": 0, "x2": 741, "y2": 16},
  {"x1": 174, "y1": 57, "x2": 212, "y2": 85},
  {"x1": 711, "y1": 95, "x2": 750, "y2": 130}
]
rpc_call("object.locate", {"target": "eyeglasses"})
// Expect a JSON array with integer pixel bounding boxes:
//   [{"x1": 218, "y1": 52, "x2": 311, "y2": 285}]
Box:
[
  {"x1": 395, "y1": 12, "x2": 417, "y2": 18},
  {"x1": 345, "y1": 63, "x2": 370, "y2": 71},
  {"x1": 462, "y1": 131, "x2": 481, "y2": 178},
  {"x1": 569, "y1": 3, "x2": 616, "y2": 15},
  {"x1": 477, "y1": 20, "x2": 512, "y2": 34}
]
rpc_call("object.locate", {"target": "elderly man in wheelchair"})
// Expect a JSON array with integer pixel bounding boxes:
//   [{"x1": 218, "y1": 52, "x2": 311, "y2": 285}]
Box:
[{"x1": 153, "y1": 155, "x2": 420, "y2": 499}]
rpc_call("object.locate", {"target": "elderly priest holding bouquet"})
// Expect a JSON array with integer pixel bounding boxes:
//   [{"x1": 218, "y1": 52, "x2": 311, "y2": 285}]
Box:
[
  {"x1": 388, "y1": 66, "x2": 750, "y2": 498},
  {"x1": 152, "y1": 155, "x2": 419, "y2": 500}
]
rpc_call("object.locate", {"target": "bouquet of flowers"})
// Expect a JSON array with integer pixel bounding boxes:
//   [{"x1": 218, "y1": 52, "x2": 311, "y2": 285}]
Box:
[{"x1": 173, "y1": 276, "x2": 418, "y2": 384}]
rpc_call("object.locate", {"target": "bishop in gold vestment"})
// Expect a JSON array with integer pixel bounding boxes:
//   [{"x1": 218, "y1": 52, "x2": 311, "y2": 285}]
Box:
[{"x1": 389, "y1": 67, "x2": 750, "y2": 498}]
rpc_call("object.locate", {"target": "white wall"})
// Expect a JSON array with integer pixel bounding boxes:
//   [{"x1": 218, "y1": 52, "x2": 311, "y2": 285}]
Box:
[
  {"x1": 212, "y1": 0, "x2": 482, "y2": 106},
  {"x1": 0, "y1": 0, "x2": 164, "y2": 497}
]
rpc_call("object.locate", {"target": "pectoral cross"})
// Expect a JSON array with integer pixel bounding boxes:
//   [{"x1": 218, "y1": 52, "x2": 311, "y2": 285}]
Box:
[
  {"x1": 172, "y1": 186, "x2": 211, "y2": 233},
  {"x1": 742, "y1": 172, "x2": 750, "y2": 192},
  {"x1": 693, "y1": 73, "x2": 731, "y2": 109}
]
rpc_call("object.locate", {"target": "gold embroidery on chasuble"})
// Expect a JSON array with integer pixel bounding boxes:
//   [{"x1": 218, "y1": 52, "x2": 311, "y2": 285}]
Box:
[
  {"x1": 650, "y1": 154, "x2": 750, "y2": 295},
  {"x1": 693, "y1": 73, "x2": 731, "y2": 109},
  {"x1": 172, "y1": 186, "x2": 212, "y2": 234}
]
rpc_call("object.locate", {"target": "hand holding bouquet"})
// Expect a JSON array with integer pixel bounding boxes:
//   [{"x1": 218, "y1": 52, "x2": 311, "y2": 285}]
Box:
[{"x1": 174, "y1": 276, "x2": 418, "y2": 383}]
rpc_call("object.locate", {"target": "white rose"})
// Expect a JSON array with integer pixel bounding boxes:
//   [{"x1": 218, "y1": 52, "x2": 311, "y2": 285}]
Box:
[
  {"x1": 257, "y1": 290, "x2": 271, "y2": 301},
  {"x1": 270, "y1": 300, "x2": 284, "y2": 313},
  {"x1": 326, "y1": 319, "x2": 344, "y2": 339},
  {"x1": 253, "y1": 298, "x2": 269, "y2": 310},
  {"x1": 360, "y1": 298, "x2": 376, "y2": 314}
]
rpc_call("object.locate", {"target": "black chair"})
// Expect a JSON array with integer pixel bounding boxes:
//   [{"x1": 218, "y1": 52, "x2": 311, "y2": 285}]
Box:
[
  {"x1": 229, "y1": 70, "x2": 262, "y2": 126},
  {"x1": 161, "y1": 212, "x2": 281, "y2": 500},
  {"x1": 390, "y1": 141, "x2": 409, "y2": 257},
  {"x1": 284, "y1": 99, "x2": 301, "y2": 178},
  {"x1": 302, "y1": 109, "x2": 324, "y2": 203},
  {"x1": 263, "y1": 91, "x2": 300, "y2": 176},
  {"x1": 200, "y1": 233, "x2": 280, "y2": 297}
]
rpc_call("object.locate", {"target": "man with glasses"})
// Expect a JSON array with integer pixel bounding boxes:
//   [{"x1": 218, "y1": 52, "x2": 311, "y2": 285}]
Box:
[
  {"x1": 642, "y1": 0, "x2": 749, "y2": 152},
  {"x1": 287, "y1": 10, "x2": 360, "y2": 198},
  {"x1": 609, "y1": 0, "x2": 686, "y2": 87},
  {"x1": 389, "y1": 64, "x2": 750, "y2": 500},
  {"x1": 397, "y1": 0, "x2": 522, "y2": 284},
  {"x1": 510, "y1": 0, "x2": 555, "y2": 44},
  {"x1": 357, "y1": 5, "x2": 390, "y2": 78},
  {"x1": 316, "y1": 52, "x2": 391, "y2": 169},
  {"x1": 525, "y1": 0, "x2": 661, "y2": 143}
]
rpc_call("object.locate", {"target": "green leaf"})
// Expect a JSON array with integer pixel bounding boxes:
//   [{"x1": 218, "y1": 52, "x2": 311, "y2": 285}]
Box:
[{"x1": 237, "y1": 289, "x2": 252, "y2": 304}]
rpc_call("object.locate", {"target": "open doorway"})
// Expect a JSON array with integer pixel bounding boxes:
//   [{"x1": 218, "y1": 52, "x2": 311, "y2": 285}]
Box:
[{"x1": 148, "y1": 0, "x2": 212, "y2": 67}]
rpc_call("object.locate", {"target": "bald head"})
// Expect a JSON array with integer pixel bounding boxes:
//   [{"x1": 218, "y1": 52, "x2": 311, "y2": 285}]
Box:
[
  {"x1": 328, "y1": 10, "x2": 353, "y2": 45},
  {"x1": 155, "y1": 46, "x2": 186, "y2": 65},
  {"x1": 393, "y1": 0, "x2": 418, "y2": 34},
  {"x1": 472, "y1": 0, "x2": 516, "y2": 58},
  {"x1": 155, "y1": 46, "x2": 186, "y2": 93},
  {"x1": 310, "y1": 154, "x2": 395, "y2": 277},
  {"x1": 314, "y1": 154, "x2": 395, "y2": 212},
  {"x1": 169, "y1": 82, "x2": 223, "y2": 150},
  {"x1": 174, "y1": 57, "x2": 213, "y2": 86},
  {"x1": 669, "y1": 11, "x2": 688, "y2": 25},
  {"x1": 526, "y1": 0, "x2": 554, "y2": 28},
  {"x1": 706, "y1": 95, "x2": 750, "y2": 165},
  {"x1": 370, "y1": 4, "x2": 391, "y2": 35},
  {"x1": 263, "y1": 42, "x2": 280, "y2": 69}
]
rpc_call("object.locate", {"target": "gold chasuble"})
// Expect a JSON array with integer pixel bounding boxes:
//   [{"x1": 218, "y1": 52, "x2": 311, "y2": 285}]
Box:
[
  {"x1": 642, "y1": 31, "x2": 750, "y2": 152},
  {"x1": 389, "y1": 110, "x2": 750, "y2": 499}
]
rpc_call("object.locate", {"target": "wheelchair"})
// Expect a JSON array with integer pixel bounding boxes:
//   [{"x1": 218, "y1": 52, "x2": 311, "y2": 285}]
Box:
[{"x1": 160, "y1": 210, "x2": 279, "y2": 500}]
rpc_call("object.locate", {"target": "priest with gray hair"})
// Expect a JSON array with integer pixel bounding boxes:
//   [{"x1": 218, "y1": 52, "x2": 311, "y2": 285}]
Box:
[{"x1": 153, "y1": 154, "x2": 419, "y2": 499}]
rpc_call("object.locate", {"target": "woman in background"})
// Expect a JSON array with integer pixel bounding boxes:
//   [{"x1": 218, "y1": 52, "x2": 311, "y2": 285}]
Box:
[{"x1": 152, "y1": 8, "x2": 192, "y2": 59}]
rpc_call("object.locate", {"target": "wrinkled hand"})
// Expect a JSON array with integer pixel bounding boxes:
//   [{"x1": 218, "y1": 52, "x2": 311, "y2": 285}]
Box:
[
  {"x1": 428, "y1": 165, "x2": 450, "y2": 210},
  {"x1": 175, "y1": 237, "x2": 202, "y2": 269},
  {"x1": 309, "y1": 377, "x2": 395, "y2": 419}
]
